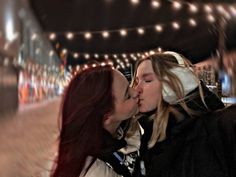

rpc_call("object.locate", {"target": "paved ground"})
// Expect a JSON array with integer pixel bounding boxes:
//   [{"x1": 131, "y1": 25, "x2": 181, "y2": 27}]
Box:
[{"x1": 0, "y1": 97, "x2": 61, "y2": 177}]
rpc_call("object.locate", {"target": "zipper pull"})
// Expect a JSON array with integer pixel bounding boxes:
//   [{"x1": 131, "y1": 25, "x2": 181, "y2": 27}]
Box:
[{"x1": 140, "y1": 160, "x2": 146, "y2": 176}]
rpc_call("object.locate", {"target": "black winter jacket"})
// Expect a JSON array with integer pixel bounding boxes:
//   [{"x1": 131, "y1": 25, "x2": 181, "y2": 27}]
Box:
[{"x1": 134, "y1": 84, "x2": 236, "y2": 177}]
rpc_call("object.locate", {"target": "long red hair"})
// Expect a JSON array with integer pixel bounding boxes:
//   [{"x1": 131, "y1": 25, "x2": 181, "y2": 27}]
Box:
[{"x1": 52, "y1": 66, "x2": 114, "y2": 177}]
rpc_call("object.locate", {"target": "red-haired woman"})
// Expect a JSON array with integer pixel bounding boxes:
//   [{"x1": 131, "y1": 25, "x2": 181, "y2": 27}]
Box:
[{"x1": 51, "y1": 66, "x2": 140, "y2": 177}]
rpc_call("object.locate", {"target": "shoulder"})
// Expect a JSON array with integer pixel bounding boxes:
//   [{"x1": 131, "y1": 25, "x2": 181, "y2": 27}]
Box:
[
  {"x1": 216, "y1": 105, "x2": 236, "y2": 134},
  {"x1": 83, "y1": 158, "x2": 123, "y2": 177},
  {"x1": 211, "y1": 105, "x2": 236, "y2": 126},
  {"x1": 203, "y1": 105, "x2": 236, "y2": 141}
]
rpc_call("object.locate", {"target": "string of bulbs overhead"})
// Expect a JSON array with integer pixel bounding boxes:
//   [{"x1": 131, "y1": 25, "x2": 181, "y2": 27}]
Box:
[{"x1": 43, "y1": 0, "x2": 236, "y2": 63}]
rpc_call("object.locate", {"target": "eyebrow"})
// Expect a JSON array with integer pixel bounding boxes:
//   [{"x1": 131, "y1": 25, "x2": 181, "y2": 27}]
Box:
[{"x1": 137, "y1": 73, "x2": 154, "y2": 78}]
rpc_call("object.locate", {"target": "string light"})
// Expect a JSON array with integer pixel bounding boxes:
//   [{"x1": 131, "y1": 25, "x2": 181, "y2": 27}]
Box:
[
  {"x1": 204, "y1": 5, "x2": 213, "y2": 13},
  {"x1": 155, "y1": 25, "x2": 163, "y2": 32},
  {"x1": 66, "y1": 32, "x2": 74, "y2": 40},
  {"x1": 172, "y1": 1, "x2": 182, "y2": 10},
  {"x1": 104, "y1": 54, "x2": 109, "y2": 59},
  {"x1": 101, "y1": 62, "x2": 106, "y2": 66},
  {"x1": 84, "y1": 32, "x2": 92, "y2": 39},
  {"x1": 189, "y1": 18, "x2": 197, "y2": 27},
  {"x1": 137, "y1": 28, "x2": 145, "y2": 35},
  {"x1": 151, "y1": 0, "x2": 161, "y2": 9},
  {"x1": 172, "y1": 22, "x2": 180, "y2": 30},
  {"x1": 73, "y1": 53, "x2": 79, "y2": 58},
  {"x1": 49, "y1": 50, "x2": 54, "y2": 57},
  {"x1": 102, "y1": 31, "x2": 110, "y2": 38},
  {"x1": 229, "y1": 6, "x2": 236, "y2": 16},
  {"x1": 49, "y1": 33, "x2": 56, "y2": 40},
  {"x1": 62, "y1": 48, "x2": 67, "y2": 54},
  {"x1": 84, "y1": 53, "x2": 90, "y2": 59},
  {"x1": 92, "y1": 63, "x2": 97, "y2": 67},
  {"x1": 207, "y1": 14, "x2": 215, "y2": 23},
  {"x1": 189, "y1": 4, "x2": 198, "y2": 13},
  {"x1": 122, "y1": 54, "x2": 127, "y2": 58},
  {"x1": 31, "y1": 33, "x2": 37, "y2": 40},
  {"x1": 130, "y1": 0, "x2": 139, "y2": 5},
  {"x1": 157, "y1": 47, "x2": 162, "y2": 52},
  {"x1": 94, "y1": 53, "x2": 99, "y2": 58},
  {"x1": 120, "y1": 29, "x2": 127, "y2": 36}
]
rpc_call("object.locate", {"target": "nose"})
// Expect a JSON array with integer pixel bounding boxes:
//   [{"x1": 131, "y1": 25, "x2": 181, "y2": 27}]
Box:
[
  {"x1": 135, "y1": 83, "x2": 143, "y2": 95},
  {"x1": 131, "y1": 88, "x2": 139, "y2": 99}
]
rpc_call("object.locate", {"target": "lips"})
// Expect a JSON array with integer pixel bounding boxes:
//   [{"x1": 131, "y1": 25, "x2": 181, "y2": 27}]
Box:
[{"x1": 138, "y1": 99, "x2": 144, "y2": 106}]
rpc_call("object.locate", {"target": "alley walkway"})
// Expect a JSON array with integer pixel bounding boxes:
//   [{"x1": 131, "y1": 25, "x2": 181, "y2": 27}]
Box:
[{"x1": 0, "y1": 98, "x2": 61, "y2": 177}]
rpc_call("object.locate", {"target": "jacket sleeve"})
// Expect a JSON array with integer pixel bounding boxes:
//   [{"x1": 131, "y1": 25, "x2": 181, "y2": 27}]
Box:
[
  {"x1": 83, "y1": 159, "x2": 122, "y2": 177},
  {"x1": 217, "y1": 105, "x2": 236, "y2": 175}
]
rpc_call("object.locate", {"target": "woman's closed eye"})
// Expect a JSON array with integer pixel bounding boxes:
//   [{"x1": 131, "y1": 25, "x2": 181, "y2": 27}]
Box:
[{"x1": 145, "y1": 80, "x2": 152, "y2": 83}]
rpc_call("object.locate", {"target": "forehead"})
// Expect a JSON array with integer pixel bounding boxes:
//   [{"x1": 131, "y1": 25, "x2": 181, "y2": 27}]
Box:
[
  {"x1": 136, "y1": 60, "x2": 154, "y2": 76},
  {"x1": 112, "y1": 70, "x2": 128, "y2": 91}
]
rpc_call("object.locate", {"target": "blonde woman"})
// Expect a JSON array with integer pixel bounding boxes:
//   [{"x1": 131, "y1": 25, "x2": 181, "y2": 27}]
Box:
[{"x1": 132, "y1": 51, "x2": 236, "y2": 177}]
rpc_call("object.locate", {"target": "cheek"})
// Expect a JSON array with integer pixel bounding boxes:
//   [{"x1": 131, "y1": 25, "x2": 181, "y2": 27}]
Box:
[{"x1": 115, "y1": 101, "x2": 137, "y2": 118}]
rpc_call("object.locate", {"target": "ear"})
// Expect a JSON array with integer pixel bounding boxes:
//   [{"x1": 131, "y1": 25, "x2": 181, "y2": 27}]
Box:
[{"x1": 103, "y1": 112, "x2": 113, "y2": 126}]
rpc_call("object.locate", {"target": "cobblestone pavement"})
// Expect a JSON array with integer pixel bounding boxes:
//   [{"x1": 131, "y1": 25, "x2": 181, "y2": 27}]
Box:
[{"x1": 0, "y1": 98, "x2": 61, "y2": 177}]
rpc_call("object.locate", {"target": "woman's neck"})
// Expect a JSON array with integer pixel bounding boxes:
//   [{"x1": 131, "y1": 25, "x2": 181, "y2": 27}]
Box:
[{"x1": 104, "y1": 121, "x2": 121, "y2": 137}]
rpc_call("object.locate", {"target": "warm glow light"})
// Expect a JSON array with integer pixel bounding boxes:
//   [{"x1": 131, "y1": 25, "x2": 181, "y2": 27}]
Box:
[
  {"x1": 49, "y1": 33, "x2": 56, "y2": 40},
  {"x1": 155, "y1": 25, "x2": 163, "y2": 32},
  {"x1": 137, "y1": 28, "x2": 145, "y2": 35},
  {"x1": 73, "y1": 53, "x2": 79, "y2": 58},
  {"x1": 122, "y1": 54, "x2": 127, "y2": 58},
  {"x1": 149, "y1": 50, "x2": 155, "y2": 55},
  {"x1": 84, "y1": 54, "x2": 90, "y2": 59},
  {"x1": 101, "y1": 62, "x2": 106, "y2": 66},
  {"x1": 130, "y1": 0, "x2": 139, "y2": 5},
  {"x1": 104, "y1": 54, "x2": 109, "y2": 59},
  {"x1": 217, "y1": 5, "x2": 225, "y2": 14},
  {"x1": 189, "y1": 4, "x2": 198, "y2": 13},
  {"x1": 31, "y1": 33, "x2": 37, "y2": 40},
  {"x1": 151, "y1": 0, "x2": 161, "y2": 8},
  {"x1": 84, "y1": 32, "x2": 92, "y2": 39},
  {"x1": 204, "y1": 5, "x2": 213, "y2": 13},
  {"x1": 102, "y1": 31, "x2": 110, "y2": 38},
  {"x1": 108, "y1": 61, "x2": 114, "y2": 66},
  {"x1": 113, "y1": 54, "x2": 118, "y2": 58},
  {"x1": 207, "y1": 14, "x2": 215, "y2": 23},
  {"x1": 94, "y1": 54, "x2": 99, "y2": 58},
  {"x1": 62, "y1": 49, "x2": 67, "y2": 54},
  {"x1": 157, "y1": 47, "x2": 162, "y2": 52},
  {"x1": 66, "y1": 32, "x2": 74, "y2": 40},
  {"x1": 189, "y1": 18, "x2": 197, "y2": 26},
  {"x1": 120, "y1": 29, "x2": 127, "y2": 36},
  {"x1": 49, "y1": 50, "x2": 54, "y2": 57},
  {"x1": 172, "y1": 1, "x2": 182, "y2": 10},
  {"x1": 229, "y1": 6, "x2": 236, "y2": 16},
  {"x1": 172, "y1": 22, "x2": 180, "y2": 30}
]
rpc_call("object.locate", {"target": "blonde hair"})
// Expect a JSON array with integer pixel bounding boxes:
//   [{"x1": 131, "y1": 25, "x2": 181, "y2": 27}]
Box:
[{"x1": 132, "y1": 53, "x2": 208, "y2": 148}]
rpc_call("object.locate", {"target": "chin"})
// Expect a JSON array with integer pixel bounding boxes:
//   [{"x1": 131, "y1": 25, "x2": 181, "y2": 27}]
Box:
[{"x1": 139, "y1": 106, "x2": 155, "y2": 114}]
